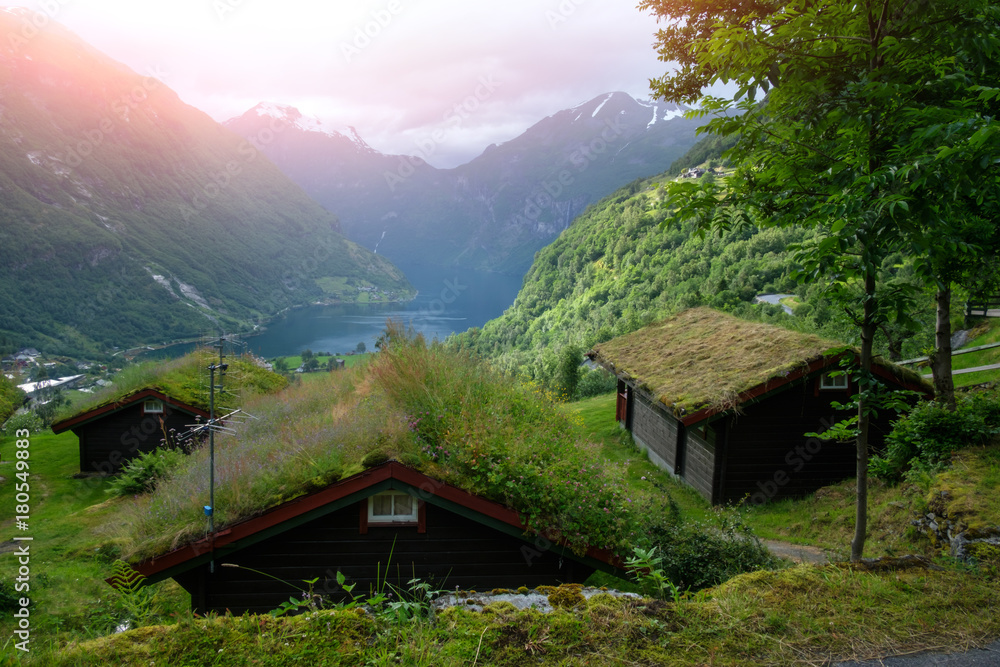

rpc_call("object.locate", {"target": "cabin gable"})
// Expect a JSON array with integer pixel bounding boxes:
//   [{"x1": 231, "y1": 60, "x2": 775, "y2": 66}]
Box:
[
  {"x1": 125, "y1": 463, "x2": 617, "y2": 615},
  {"x1": 175, "y1": 499, "x2": 590, "y2": 615},
  {"x1": 53, "y1": 389, "x2": 209, "y2": 474}
]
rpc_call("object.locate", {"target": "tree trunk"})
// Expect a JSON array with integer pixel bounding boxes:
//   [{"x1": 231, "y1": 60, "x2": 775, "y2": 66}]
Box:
[
  {"x1": 851, "y1": 268, "x2": 877, "y2": 563},
  {"x1": 931, "y1": 284, "x2": 956, "y2": 411}
]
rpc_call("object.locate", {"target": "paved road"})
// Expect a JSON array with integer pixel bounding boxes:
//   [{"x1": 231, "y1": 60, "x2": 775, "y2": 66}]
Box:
[{"x1": 834, "y1": 639, "x2": 1000, "y2": 666}]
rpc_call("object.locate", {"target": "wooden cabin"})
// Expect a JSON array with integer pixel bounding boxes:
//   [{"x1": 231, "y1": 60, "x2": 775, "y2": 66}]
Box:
[
  {"x1": 121, "y1": 462, "x2": 623, "y2": 615},
  {"x1": 589, "y1": 308, "x2": 932, "y2": 505},
  {"x1": 51, "y1": 389, "x2": 209, "y2": 475}
]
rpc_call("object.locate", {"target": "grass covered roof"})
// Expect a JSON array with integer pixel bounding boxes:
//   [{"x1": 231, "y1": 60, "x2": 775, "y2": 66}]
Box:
[
  {"x1": 54, "y1": 348, "x2": 288, "y2": 425},
  {"x1": 107, "y1": 328, "x2": 649, "y2": 562},
  {"x1": 590, "y1": 307, "x2": 927, "y2": 416}
]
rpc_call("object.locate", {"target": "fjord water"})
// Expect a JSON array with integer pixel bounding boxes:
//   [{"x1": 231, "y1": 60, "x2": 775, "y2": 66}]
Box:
[{"x1": 244, "y1": 266, "x2": 523, "y2": 358}]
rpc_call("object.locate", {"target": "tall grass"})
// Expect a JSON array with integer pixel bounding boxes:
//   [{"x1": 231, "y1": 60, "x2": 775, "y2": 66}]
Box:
[{"x1": 109, "y1": 326, "x2": 774, "y2": 589}]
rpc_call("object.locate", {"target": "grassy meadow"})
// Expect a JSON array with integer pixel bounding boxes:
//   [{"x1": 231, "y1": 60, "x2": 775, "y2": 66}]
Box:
[{"x1": 1, "y1": 338, "x2": 999, "y2": 665}]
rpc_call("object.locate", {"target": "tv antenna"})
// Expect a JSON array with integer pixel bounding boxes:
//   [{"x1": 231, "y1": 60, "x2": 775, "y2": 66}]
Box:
[{"x1": 174, "y1": 335, "x2": 257, "y2": 572}]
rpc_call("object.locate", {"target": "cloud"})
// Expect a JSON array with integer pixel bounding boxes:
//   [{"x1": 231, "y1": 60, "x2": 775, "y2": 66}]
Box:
[{"x1": 15, "y1": 0, "x2": 674, "y2": 167}]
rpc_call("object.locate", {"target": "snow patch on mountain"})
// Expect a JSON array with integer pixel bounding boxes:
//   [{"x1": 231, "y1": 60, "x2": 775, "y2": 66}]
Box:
[
  {"x1": 245, "y1": 102, "x2": 377, "y2": 153},
  {"x1": 591, "y1": 93, "x2": 614, "y2": 118}
]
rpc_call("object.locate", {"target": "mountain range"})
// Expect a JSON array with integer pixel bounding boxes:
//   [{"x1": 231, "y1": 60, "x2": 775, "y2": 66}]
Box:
[
  {"x1": 223, "y1": 92, "x2": 705, "y2": 274},
  {"x1": 0, "y1": 9, "x2": 412, "y2": 357}
]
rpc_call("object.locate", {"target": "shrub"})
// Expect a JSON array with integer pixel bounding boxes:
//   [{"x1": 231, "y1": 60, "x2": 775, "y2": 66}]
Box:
[
  {"x1": 871, "y1": 391, "x2": 1000, "y2": 483},
  {"x1": 107, "y1": 447, "x2": 187, "y2": 497},
  {"x1": 576, "y1": 367, "x2": 618, "y2": 399},
  {"x1": 1, "y1": 411, "x2": 44, "y2": 438},
  {"x1": 638, "y1": 494, "x2": 779, "y2": 592}
]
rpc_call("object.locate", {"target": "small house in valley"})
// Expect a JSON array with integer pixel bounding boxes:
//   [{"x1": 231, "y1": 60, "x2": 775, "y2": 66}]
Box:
[
  {"x1": 588, "y1": 308, "x2": 932, "y2": 505},
  {"x1": 122, "y1": 461, "x2": 623, "y2": 615},
  {"x1": 51, "y1": 389, "x2": 209, "y2": 475},
  {"x1": 50, "y1": 349, "x2": 287, "y2": 475}
]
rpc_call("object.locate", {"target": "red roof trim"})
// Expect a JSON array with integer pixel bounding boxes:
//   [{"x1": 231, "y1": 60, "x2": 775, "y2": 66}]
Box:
[
  {"x1": 129, "y1": 462, "x2": 621, "y2": 580},
  {"x1": 678, "y1": 353, "x2": 932, "y2": 427},
  {"x1": 51, "y1": 389, "x2": 210, "y2": 434}
]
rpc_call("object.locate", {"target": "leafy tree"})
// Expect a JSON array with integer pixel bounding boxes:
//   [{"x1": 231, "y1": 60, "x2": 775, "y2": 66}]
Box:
[
  {"x1": 555, "y1": 345, "x2": 583, "y2": 400},
  {"x1": 34, "y1": 389, "x2": 69, "y2": 428},
  {"x1": 641, "y1": 0, "x2": 1000, "y2": 560},
  {"x1": 300, "y1": 349, "x2": 314, "y2": 362},
  {"x1": 356, "y1": 342, "x2": 367, "y2": 354},
  {"x1": 0, "y1": 374, "x2": 24, "y2": 424}
]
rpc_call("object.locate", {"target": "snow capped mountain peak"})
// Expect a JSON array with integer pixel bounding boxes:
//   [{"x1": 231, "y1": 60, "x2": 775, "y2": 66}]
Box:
[
  {"x1": 239, "y1": 102, "x2": 377, "y2": 153},
  {"x1": 248, "y1": 102, "x2": 347, "y2": 139}
]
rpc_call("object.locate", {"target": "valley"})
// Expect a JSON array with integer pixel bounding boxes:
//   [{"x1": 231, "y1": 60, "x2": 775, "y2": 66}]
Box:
[{"x1": 2, "y1": 2, "x2": 1000, "y2": 666}]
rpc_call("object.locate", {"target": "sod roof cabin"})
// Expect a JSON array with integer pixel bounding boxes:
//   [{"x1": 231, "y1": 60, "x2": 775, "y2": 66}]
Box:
[
  {"x1": 589, "y1": 308, "x2": 932, "y2": 505},
  {"x1": 122, "y1": 461, "x2": 623, "y2": 615},
  {"x1": 51, "y1": 350, "x2": 286, "y2": 474},
  {"x1": 51, "y1": 389, "x2": 209, "y2": 475}
]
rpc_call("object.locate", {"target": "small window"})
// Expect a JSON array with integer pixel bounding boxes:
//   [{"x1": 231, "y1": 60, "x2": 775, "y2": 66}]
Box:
[
  {"x1": 820, "y1": 373, "x2": 848, "y2": 390},
  {"x1": 368, "y1": 492, "x2": 418, "y2": 524},
  {"x1": 143, "y1": 399, "x2": 165, "y2": 414}
]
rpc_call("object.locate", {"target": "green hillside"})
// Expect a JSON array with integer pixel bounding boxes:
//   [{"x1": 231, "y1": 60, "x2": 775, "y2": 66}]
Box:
[
  {"x1": 453, "y1": 174, "x2": 810, "y2": 379},
  {"x1": 0, "y1": 11, "x2": 413, "y2": 358}
]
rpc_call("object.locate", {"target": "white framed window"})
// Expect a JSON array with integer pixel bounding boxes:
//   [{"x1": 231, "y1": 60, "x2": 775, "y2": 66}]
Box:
[
  {"x1": 368, "y1": 492, "x2": 418, "y2": 524},
  {"x1": 820, "y1": 373, "x2": 848, "y2": 390},
  {"x1": 143, "y1": 399, "x2": 165, "y2": 414}
]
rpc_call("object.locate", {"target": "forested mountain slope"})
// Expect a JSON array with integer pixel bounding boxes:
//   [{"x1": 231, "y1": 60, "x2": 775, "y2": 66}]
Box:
[
  {"x1": 0, "y1": 10, "x2": 412, "y2": 357},
  {"x1": 225, "y1": 93, "x2": 705, "y2": 275},
  {"x1": 453, "y1": 175, "x2": 810, "y2": 379}
]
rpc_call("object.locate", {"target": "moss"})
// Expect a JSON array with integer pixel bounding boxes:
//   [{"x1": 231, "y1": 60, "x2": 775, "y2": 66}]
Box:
[
  {"x1": 361, "y1": 450, "x2": 390, "y2": 468},
  {"x1": 482, "y1": 601, "x2": 518, "y2": 615},
  {"x1": 967, "y1": 542, "x2": 1000, "y2": 565},
  {"x1": 547, "y1": 584, "x2": 586, "y2": 610},
  {"x1": 591, "y1": 307, "x2": 929, "y2": 414}
]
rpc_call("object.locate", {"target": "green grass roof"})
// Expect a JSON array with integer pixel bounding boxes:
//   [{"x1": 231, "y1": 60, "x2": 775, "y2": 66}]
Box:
[
  {"x1": 54, "y1": 349, "x2": 287, "y2": 424},
  {"x1": 590, "y1": 307, "x2": 927, "y2": 415}
]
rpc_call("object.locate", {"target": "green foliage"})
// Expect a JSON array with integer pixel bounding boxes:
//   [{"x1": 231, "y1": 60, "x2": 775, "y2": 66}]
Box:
[
  {"x1": 555, "y1": 345, "x2": 582, "y2": 400},
  {"x1": 0, "y1": 373, "x2": 24, "y2": 425},
  {"x1": 871, "y1": 391, "x2": 1000, "y2": 483},
  {"x1": 107, "y1": 447, "x2": 187, "y2": 497},
  {"x1": 107, "y1": 561, "x2": 155, "y2": 628},
  {"x1": 625, "y1": 546, "x2": 685, "y2": 602},
  {"x1": 575, "y1": 367, "x2": 618, "y2": 399},
  {"x1": 1, "y1": 410, "x2": 43, "y2": 439},
  {"x1": 637, "y1": 494, "x2": 780, "y2": 592},
  {"x1": 451, "y1": 179, "x2": 809, "y2": 386}
]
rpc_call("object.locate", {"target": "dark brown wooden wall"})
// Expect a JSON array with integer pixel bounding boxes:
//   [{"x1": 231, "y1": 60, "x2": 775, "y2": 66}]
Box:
[
  {"x1": 76, "y1": 404, "x2": 199, "y2": 474},
  {"x1": 685, "y1": 425, "x2": 719, "y2": 503},
  {"x1": 630, "y1": 389, "x2": 682, "y2": 474},
  {"x1": 717, "y1": 376, "x2": 901, "y2": 504},
  {"x1": 174, "y1": 500, "x2": 596, "y2": 615}
]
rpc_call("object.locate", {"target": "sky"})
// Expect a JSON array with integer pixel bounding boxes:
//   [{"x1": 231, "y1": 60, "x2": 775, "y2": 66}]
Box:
[{"x1": 8, "y1": 0, "x2": 682, "y2": 168}]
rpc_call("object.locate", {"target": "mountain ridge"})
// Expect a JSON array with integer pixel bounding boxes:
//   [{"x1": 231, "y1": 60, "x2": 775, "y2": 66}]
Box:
[
  {"x1": 224, "y1": 91, "x2": 705, "y2": 274},
  {"x1": 0, "y1": 11, "x2": 412, "y2": 357}
]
